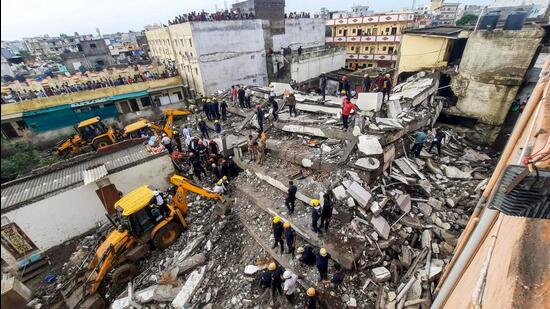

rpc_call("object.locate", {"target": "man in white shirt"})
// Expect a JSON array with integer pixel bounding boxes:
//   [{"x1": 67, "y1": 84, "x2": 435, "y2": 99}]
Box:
[
  {"x1": 283, "y1": 270, "x2": 298, "y2": 303},
  {"x1": 161, "y1": 133, "x2": 173, "y2": 154}
]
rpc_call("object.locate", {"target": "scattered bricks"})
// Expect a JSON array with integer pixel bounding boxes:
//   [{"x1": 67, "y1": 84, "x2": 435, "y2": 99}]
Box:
[
  {"x1": 416, "y1": 202, "x2": 432, "y2": 216},
  {"x1": 370, "y1": 201, "x2": 382, "y2": 216},
  {"x1": 396, "y1": 194, "x2": 411, "y2": 213},
  {"x1": 332, "y1": 185, "x2": 348, "y2": 201},
  {"x1": 399, "y1": 246, "x2": 412, "y2": 268},
  {"x1": 370, "y1": 215, "x2": 391, "y2": 240},
  {"x1": 347, "y1": 182, "x2": 372, "y2": 208},
  {"x1": 371, "y1": 266, "x2": 391, "y2": 283},
  {"x1": 244, "y1": 265, "x2": 260, "y2": 275}
]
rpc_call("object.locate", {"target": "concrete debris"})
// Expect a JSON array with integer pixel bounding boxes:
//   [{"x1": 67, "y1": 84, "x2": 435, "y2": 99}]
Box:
[
  {"x1": 396, "y1": 194, "x2": 411, "y2": 214},
  {"x1": 443, "y1": 165, "x2": 472, "y2": 179},
  {"x1": 461, "y1": 148, "x2": 491, "y2": 161},
  {"x1": 355, "y1": 157, "x2": 381, "y2": 170},
  {"x1": 371, "y1": 267, "x2": 391, "y2": 283},
  {"x1": 347, "y1": 182, "x2": 372, "y2": 207},
  {"x1": 358, "y1": 135, "x2": 383, "y2": 156},
  {"x1": 356, "y1": 92, "x2": 383, "y2": 111},
  {"x1": 370, "y1": 215, "x2": 391, "y2": 240},
  {"x1": 171, "y1": 266, "x2": 207, "y2": 309},
  {"x1": 332, "y1": 185, "x2": 348, "y2": 201}
]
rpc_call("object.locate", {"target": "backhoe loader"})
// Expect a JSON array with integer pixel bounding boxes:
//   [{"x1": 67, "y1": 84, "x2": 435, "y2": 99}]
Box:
[
  {"x1": 61, "y1": 174, "x2": 225, "y2": 309},
  {"x1": 123, "y1": 108, "x2": 192, "y2": 139},
  {"x1": 53, "y1": 117, "x2": 119, "y2": 157}
]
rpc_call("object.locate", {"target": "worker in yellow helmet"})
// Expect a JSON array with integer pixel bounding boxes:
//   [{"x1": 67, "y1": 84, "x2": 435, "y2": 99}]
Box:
[
  {"x1": 316, "y1": 247, "x2": 330, "y2": 282},
  {"x1": 212, "y1": 179, "x2": 225, "y2": 194},
  {"x1": 310, "y1": 199, "x2": 321, "y2": 233},
  {"x1": 269, "y1": 261, "x2": 284, "y2": 297},
  {"x1": 283, "y1": 221, "x2": 296, "y2": 257},
  {"x1": 272, "y1": 216, "x2": 284, "y2": 254},
  {"x1": 305, "y1": 287, "x2": 319, "y2": 309}
]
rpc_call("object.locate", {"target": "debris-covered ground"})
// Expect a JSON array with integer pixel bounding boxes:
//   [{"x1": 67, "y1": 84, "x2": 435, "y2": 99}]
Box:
[{"x1": 32, "y1": 72, "x2": 499, "y2": 309}]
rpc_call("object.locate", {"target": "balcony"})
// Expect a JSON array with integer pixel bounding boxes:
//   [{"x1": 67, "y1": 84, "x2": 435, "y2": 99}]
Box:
[
  {"x1": 345, "y1": 54, "x2": 397, "y2": 61},
  {"x1": 326, "y1": 13, "x2": 414, "y2": 26},
  {"x1": 326, "y1": 35, "x2": 401, "y2": 43}
]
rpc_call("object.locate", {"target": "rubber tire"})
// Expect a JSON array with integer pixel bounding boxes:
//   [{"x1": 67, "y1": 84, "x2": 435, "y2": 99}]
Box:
[
  {"x1": 153, "y1": 222, "x2": 182, "y2": 250},
  {"x1": 111, "y1": 263, "x2": 138, "y2": 284},
  {"x1": 92, "y1": 137, "x2": 112, "y2": 150}
]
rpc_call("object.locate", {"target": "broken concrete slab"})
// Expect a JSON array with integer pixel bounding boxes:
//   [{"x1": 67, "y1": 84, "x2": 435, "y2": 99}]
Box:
[
  {"x1": 281, "y1": 124, "x2": 326, "y2": 137},
  {"x1": 396, "y1": 194, "x2": 411, "y2": 213},
  {"x1": 269, "y1": 82, "x2": 293, "y2": 96},
  {"x1": 296, "y1": 103, "x2": 341, "y2": 115},
  {"x1": 371, "y1": 266, "x2": 391, "y2": 283},
  {"x1": 416, "y1": 202, "x2": 432, "y2": 216},
  {"x1": 370, "y1": 201, "x2": 382, "y2": 216},
  {"x1": 332, "y1": 185, "x2": 348, "y2": 201},
  {"x1": 176, "y1": 253, "x2": 206, "y2": 275},
  {"x1": 427, "y1": 197, "x2": 443, "y2": 210},
  {"x1": 375, "y1": 118, "x2": 404, "y2": 130},
  {"x1": 356, "y1": 92, "x2": 383, "y2": 111},
  {"x1": 355, "y1": 157, "x2": 380, "y2": 171},
  {"x1": 358, "y1": 135, "x2": 383, "y2": 156},
  {"x1": 444, "y1": 165, "x2": 472, "y2": 179},
  {"x1": 175, "y1": 236, "x2": 204, "y2": 263},
  {"x1": 153, "y1": 285, "x2": 182, "y2": 302},
  {"x1": 370, "y1": 215, "x2": 391, "y2": 240},
  {"x1": 171, "y1": 266, "x2": 207, "y2": 309},
  {"x1": 461, "y1": 148, "x2": 491, "y2": 161},
  {"x1": 346, "y1": 182, "x2": 372, "y2": 208},
  {"x1": 346, "y1": 197, "x2": 355, "y2": 208}
]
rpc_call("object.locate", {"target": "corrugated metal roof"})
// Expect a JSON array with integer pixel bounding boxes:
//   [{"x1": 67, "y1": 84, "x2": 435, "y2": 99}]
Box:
[
  {"x1": 1, "y1": 145, "x2": 164, "y2": 211},
  {"x1": 82, "y1": 165, "x2": 108, "y2": 185}
]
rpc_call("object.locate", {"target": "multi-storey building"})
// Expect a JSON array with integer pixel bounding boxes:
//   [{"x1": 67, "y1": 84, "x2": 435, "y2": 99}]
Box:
[
  {"x1": 431, "y1": 0, "x2": 460, "y2": 25},
  {"x1": 326, "y1": 12, "x2": 415, "y2": 69},
  {"x1": 23, "y1": 33, "x2": 94, "y2": 58}
]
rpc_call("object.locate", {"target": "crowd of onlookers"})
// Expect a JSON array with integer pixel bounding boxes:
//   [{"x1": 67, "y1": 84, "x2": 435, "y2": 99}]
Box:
[
  {"x1": 1, "y1": 69, "x2": 178, "y2": 104},
  {"x1": 167, "y1": 10, "x2": 315, "y2": 25},
  {"x1": 168, "y1": 10, "x2": 255, "y2": 25}
]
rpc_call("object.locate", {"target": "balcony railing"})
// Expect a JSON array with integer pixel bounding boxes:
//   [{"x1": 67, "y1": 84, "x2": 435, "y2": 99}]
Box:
[
  {"x1": 345, "y1": 54, "x2": 398, "y2": 61},
  {"x1": 326, "y1": 13, "x2": 414, "y2": 25},
  {"x1": 326, "y1": 35, "x2": 401, "y2": 43}
]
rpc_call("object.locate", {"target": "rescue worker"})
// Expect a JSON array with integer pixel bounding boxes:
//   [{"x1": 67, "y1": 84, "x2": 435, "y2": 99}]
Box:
[
  {"x1": 374, "y1": 72, "x2": 384, "y2": 92},
  {"x1": 190, "y1": 153, "x2": 207, "y2": 181},
  {"x1": 270, "y1": 96, "x2": 279, "y2": 121},
  {"x1": 316, "y1": 247, "x2": 330, "y2": 282},
  {"x1": 213, "y1": 179, "x2": 226, "y2": 194},
  {"x1": 247, "y1": 134, "x2": 257, "y2": 162},
  {"x1": 412, "y1": 127, "x2": 429, "y2": 158},
  {"x1": 260, "y1": 267, "x2": 272, "y2": 289},
  {"x1": 256, "y1": 104, "x2": 265, "y2": 131},
  {"x1": 257, "y1": 138, "x2": 266, "y2": 165},
  {"x1": 210, "y1": 163, "x2": 222, "y2": 180},
  {"x1": 220, "y1": 160, "x2": 230, "y2": 179},
  {"x1": 341, "y1": 75, "x2": 350, "y2": 100},
  {"x1": 331, "y1": 263, "x2": 344, "y2": 286},
  {"x1": 286, "y1": 91, "x2": 297, "y2": 117},
  {"x1": 310, "y1": 199, "x2": 321, "y2": 233},
  {"x1": 382, "y1": 73, "x2": 392, "y2": 102},
  {"x1": 320, "y1": 192, "x2": 333, "y2": 232},
  {"x1": 429, "y1": 127, "x2": 446, "y2": 155},
  {"x1": 182, "y1": 125, "x2": 192, "y2": 145},
  {"x1": 284, "y1": 222, "x2": 296, "y2": 257},
  {"x1": 237, "y1": 85, "x2": 246, "y2": 107},
  {"x1": 231, "y1": 85, "x2": 238, "y2": 104},
  {"x1": 198, "y1": 118, "x2": 209, "y2": 139},
  {"x1": 341, "y1": 98, "x2": 358, "y2": 131},
  {"x1": 244, "y1": 86, "x2": 252, "y2": 108},
  {"x1": 285, "y1": 181, "x2": 297, "y2": 214},
  {"x1": 363, "y1": 74, "x2": 372, "y2": 92},
  {"x1": 208, "y1": 139, "x2": 219, "y2": 155},
  {"x1": 172, "y1": 127, "x2": 183, "y2": 152},
  {"x1": 272, "y1": 216, "x2": 285, "y2": 254},
  {"x1": 196, "y1": 140, "x2": 209, "y2": 162},
  {"x1": 202, "y1": 99, "x2": 211, "y2": 120},
  {"x1": 213, "y1": 99, "x2": 220, "y2": 119},
  {"x1": 283, "y1": 270, "x2": 298, "y2": 303},
  {"x1": 227, "y1": 156, "x2": 239, "y2": 178},
  {"x1": 305, "y1": 287, "x2": 319, "y2": 309},
  {"x1": 319, "y1": 72, "x2": 327, "y2": 101},
  {"x1": 269, "y1": 262, "x2": 284, "y2": 297},
  {"x1": 298, "y1": 245, "x2": 316, "y2": 266},
  {"x1": 220, "y1": 100, "x2": 228, "y2": 120},
  {"x1": 214, "y1": 120, "x2": 222, "y2": 137},
  {"x1": 161, "y1": 133, "x2": 173, "y2": 154}
]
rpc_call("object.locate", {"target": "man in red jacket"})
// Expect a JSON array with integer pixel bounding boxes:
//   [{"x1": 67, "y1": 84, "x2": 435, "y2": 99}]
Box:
[{"x1": 341, "y1": 98, "x2": 358, "y2": 131}]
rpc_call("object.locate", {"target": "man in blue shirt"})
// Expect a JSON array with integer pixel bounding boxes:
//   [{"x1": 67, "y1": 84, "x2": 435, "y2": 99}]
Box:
[{"x1": 411, "y1": 128, "x2": 429, "y2": 158}]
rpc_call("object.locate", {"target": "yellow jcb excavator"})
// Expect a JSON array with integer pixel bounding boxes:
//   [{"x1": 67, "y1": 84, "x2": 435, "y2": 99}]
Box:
[
  {"x1": 61, "y1": 174, "x2": 225, "y2": 309},
  {"x1": 53, "y1": 117, "x2": 119, "y2": 157},
  {"x1": 123, "y1": 108, "x2": 192, "y2": 139}
]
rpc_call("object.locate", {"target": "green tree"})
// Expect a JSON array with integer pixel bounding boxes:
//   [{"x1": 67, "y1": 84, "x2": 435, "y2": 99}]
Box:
[
  {"x1": 17, "y1": 50, "x2": 31, "y2": 58},
  {"x1": 1, "y1": 141, "x2": 58, "y2": 182},
  {"x1": 456, "y1": 15, "x2": 478, "y2": 26}
]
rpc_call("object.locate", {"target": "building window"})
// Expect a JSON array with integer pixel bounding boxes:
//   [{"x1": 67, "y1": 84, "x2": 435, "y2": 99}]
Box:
[
  {"x1": 352, "y1": 29, "x2": 356, "y2": 34},
  {"x1": 188, "y1": 39, "x2": 192, "y2": 47},
  {"x1": 90, "y1": 43, "x2": 97, "y2": 48},
  {"x1": 357, "y1": 29, "x2": 363, "y2": 36},
  {"x1": 350, "y1": 46, "x2": 355, "y2": 51},
  {"x1": 385, "y1": 27, "x2": 390, "y2": 34},
  {"x1": 366, "y1": 29, "x2": 371, "y2": 35},
  {"x1": 251, "y1": 55, "x2": 255, "y2": 59},
  {"x1": 382, "y1": 46, "x2": 387, "y2": 51},
  {"x1": 391, "y1": 27, "x2": 397, "y2": 35},
  {"x1": 338, "y1": 29, "x2": 343, "y2": 34},
  {"x1": 372, "y1": 28, "x2": 378, "y2": 35},
  {"x1": 388, "y1": 46, "x2": 394, "y2": 54}
]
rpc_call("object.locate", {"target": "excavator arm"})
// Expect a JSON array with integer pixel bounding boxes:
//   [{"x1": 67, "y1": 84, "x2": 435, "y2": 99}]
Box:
[
  {"x1": 169, "y1": 175, "x2": 225, "y2": 215},
  {"x1": 162, "y1": 109, "x2": 192, "y2": 138}
]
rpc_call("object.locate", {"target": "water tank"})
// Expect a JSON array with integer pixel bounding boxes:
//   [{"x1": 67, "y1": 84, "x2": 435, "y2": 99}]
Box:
[
  {"x1": 478, "y1": 11, "x2": 500, "y2": 30},
  {"x1": 504, "y1": 10, "x2": 528, "y2": 30}
]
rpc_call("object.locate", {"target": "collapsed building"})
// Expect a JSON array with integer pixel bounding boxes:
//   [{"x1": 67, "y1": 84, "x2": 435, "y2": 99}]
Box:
[{"x1": 1, "y1": 69, "x2": 507, "y2": 309}]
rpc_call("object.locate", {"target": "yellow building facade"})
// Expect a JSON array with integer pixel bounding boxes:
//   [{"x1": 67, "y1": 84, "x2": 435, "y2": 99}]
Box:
[{"x1": 326, "y1": 13, "x2": 415, "y2": 70}]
